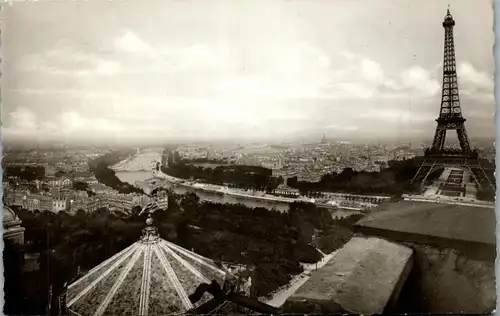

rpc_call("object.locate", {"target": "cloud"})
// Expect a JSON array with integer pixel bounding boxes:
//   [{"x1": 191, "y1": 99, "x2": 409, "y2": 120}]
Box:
[
  {"x1": 2, "y1": 107, "x2": 50, "y2": 140},
  {"x1": 75, "y1": 60, "x2": 122, "y2": 76},
  {"x1": 16, "y1": 39, "x2": 449, "y2": 102},
  {"x1": 213, "y1": 76, "x2": 328, "y2": 99},
  {"x1": 114, "y1": 31, "x2": 153, "y2": 53},
  {"x1": 8, "y1": 34, "x2": 493, "y2": 142},
  {"x1": 2, "y1": 106, "x2": 123, "y2": 140},
  {"x1": 458, "y1": 62, "x2": 494, "y2": 90},
  {"x1": 171, "y1": 44, "x2": 227, "y2": 70},
  {"x1": 61, "y1": 111, "x2": 123, "y2": 134},
  {"x1": 457, "y1": 62, "x2": 494, "y2": 101},
  {"x1": 400, "y1": 66, "x2": 441, "y2": 97},
  {"x1": 17, "y1": 33, "x2": 229, "y2": 79},
  {"x1": 326, "y1": 51, "x2": 441, "y2": 99},
  {"x1": 360, "y1": 59, "x2": 384, "y2": 83},
  {"x1": 210, "y1": 41, "x2": 334, "y2": 99},
  {"x1": 325, "y1": 124, "x2": 359, "y2": 131},
  {"x1": 359, "y1": 107, "x2": 433, "y2": 123},
  {"x1": 333, "y1": 82, "x2": 375, "y2": 99},
  {"x1": 3, "y1": 89, "x2": 323, "y2": 140},
  {"x1": 9, "y1": 89, "x2": 121, "y2": 100},
  {"x1": 212, "y1": 50, "x2": 443, "y2": 101},
  {"x1": 9, "y1": 107, "x2": 37, "y2": 130},
  {"x1": 18, "y1": 47, "x2": 123, "y2": 77}
]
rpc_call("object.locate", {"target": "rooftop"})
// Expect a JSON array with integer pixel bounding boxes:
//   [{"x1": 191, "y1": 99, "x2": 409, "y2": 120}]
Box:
[
  {"x1": 355, "y1": 201, "x2": 495, "y2": 260},
  {"x1": 66, "y1": 217, "x2": 229, "y2": 316}
]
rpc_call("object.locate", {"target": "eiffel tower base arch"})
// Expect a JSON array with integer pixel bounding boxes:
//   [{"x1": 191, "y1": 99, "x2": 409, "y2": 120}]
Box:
[{"x1": 411, "y1": 155, "x2": 494, "y2": 193}]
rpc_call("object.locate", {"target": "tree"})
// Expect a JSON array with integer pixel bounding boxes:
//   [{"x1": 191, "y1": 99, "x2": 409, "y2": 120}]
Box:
[
  {"x1": 73, "y1": 181, "x2": 88, "y2": 191},
  {"x1": 173, "y1": 151, "x2": 181, "y2": 163},
  {"x1": 167, "y1": 151, "x2": 175, "y2": 166},
  {"x1": 54, "y1": 170, "x2": 66, "y2": 178},
  {"x1": 8, "y1": 187, "x2": 361, "y2": 311},
  {"x1": 277, "y1": 176, "x2": 284, "y2": 185},
  {"x1": 477, "y1": 187, "x2": 495, "y2": 202},
  {"x1": 3, "y1": 239, "x2": 24, "y2": 314},
  {"x1": 180, "y1": 192, "x2": 200, "y2": 214},
  {"x1": 5, "y1": 165, "x2": 45, "y2": 181}
]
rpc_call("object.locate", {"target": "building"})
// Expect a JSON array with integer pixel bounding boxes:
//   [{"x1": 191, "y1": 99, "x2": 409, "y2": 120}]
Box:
[
  {"x1": 46, "y1": 176, "x2": 73, "y2": 189},
  {"x1": 161, "y1": 150, "x2": 168, "y2": 167},
  {"x1": 262, "y1": 157, "x2": 284, "y2": 170},
  {"x1": 52, "y1": 195, "x2": 69, "y2": 213},
  {"x1": 106, "y1": 194, "x2": 135, "y2": 213},
  {"x1": 3, "y1": 189, "x2": 28, "y2": 208},
  {"x1": 75, "y1": 171, "x2": 98, "y2": 185},
  {"x1": 273, "y1": 185, "x2": 300, "y2": 198},
  {"x1": 24, "y1": 194, "x2": 41, "y2": 211},
  {"x1": 88, "y1": 183, "x2": 114, "y2": 194},
  {"x1": 87, "y1": 197, "x2": 106, "y2": 212},
  {"x1": 39, "y1": 195, "x2": 54, "y2": 211},
  {"x1": 155, "y1": 196, "x2": 169, "y2": 209},
  {"x1": 3, "y1": 206, "x2": 25, "y2": 246},
  {"x1": 61, "y1": 216, "x2": 231, "y2": 315},
  {"x1": 133, "y1": 194, "x2": 154, "y2": 208},
  {"x1": 68, "y1": 197, "x2": 90, "y2": 214},
  {"x1": 321, "y1": 134, "x2": 328, "y2": 144}
]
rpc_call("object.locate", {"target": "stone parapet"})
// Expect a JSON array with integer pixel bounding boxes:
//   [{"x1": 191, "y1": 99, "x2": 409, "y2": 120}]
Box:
[{"x1": 282, "y1": 237, "x2": 413, "y2": 314}]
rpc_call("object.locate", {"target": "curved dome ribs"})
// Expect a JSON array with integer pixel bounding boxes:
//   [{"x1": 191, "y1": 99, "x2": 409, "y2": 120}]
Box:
[
  {"x1": 66, "y1": 238, "x2": 229, "y2": 316},
  {"x1": 139, "y1": 244, "x2": 153, "y2": 315},
  {"x1": 2, "y1": 205, "x2": 25, "y2": 244},
  {"x1": 68, "y1": 243, "x2": 138, "y2": 294},
  {"x1": 152, "y1": 243, "x2": 194, "y2": 311},
  {"x1": 93, "y1": 246, "x2": 144, "y2": 316},
  {"x1": 3, "y1": 206, "x2": 17, "y2": 223},
  {"x1": 164, "y1": 241, "x2": 226, "y2": 279},
  {"x1": 158, "y1": 243, "x2": 210, "y2": 283},
  {"x1": 67, "y1": 243, "x2": 141, "y2": 308}
]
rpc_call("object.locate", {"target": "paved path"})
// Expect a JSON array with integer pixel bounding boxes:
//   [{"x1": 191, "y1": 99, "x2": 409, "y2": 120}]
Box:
[{"x1": 264, "y1": 251, "x2": 337, "y2": 307}]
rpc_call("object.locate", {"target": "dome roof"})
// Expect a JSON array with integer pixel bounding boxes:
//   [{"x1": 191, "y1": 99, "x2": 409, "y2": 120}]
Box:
[
  {"x1": 3, "y1": 205, "x2": 20, "y2": 224},
  {"x1": 66, "y1": 225, "x2": 230, "y2": 316}
]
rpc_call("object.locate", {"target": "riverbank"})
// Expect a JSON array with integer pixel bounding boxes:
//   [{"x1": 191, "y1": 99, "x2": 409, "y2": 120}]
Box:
[
  {"x1": 179, "y1": 181, "x2": 308, "y2": 204},
  {"x1": 115, "y1": 169, "x2": 367, "y2": 214},
  {"x1": 111, "y1": 148, "x2": 163, "y2": 172},
  {"x1": 88, "y1": 150, "x2": 145, "y2": 195}
]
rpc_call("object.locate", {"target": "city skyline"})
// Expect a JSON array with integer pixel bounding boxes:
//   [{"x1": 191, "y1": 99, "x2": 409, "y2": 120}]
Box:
[{"x1": 2, "y1": 0, "x2": 495, "y2": 144}]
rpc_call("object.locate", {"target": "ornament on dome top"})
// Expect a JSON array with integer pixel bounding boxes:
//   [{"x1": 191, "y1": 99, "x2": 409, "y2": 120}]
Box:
[
  {"x1": 146, "y1": 215, "x2": 154, "y2": 226},
  {"x1": 140, "y1": 205, "x2": 160, "y2": 242}
]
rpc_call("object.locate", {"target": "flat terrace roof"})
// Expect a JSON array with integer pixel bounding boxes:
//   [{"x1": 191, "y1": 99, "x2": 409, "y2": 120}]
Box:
[{"x1": 355, "y1": 201, "x2": 495, "y2": 260}]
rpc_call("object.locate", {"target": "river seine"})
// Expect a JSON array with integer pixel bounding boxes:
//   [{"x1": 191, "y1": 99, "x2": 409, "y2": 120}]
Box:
[{"x1": 115, "y1": 171, "x2": 290, "y2": 212}]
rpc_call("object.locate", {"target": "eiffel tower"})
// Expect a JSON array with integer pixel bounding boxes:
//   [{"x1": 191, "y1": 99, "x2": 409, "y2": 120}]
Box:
[{"x1": 411, "y1": 8, "x2": 494, "y2": 191}]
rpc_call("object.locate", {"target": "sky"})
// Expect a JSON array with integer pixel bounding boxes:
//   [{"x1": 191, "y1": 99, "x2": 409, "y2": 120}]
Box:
[{"x1": 1, "y1": 0, "x2": 495, "y2": 144}]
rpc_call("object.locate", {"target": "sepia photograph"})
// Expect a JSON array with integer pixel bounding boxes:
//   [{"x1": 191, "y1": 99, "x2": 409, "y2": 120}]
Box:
[{"x1": 1, "y1": 0, "x2": 496, "y2": 315}]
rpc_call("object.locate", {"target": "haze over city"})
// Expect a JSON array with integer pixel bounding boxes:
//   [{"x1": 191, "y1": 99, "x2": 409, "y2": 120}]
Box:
[{"x1": 2, "y1": 0, "x2": 495, "y2": 145}]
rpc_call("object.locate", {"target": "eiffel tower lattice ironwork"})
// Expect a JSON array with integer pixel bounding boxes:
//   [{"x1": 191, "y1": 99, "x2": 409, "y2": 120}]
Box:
[{"x1": 411, "y1": 8, "x2": 494, "y2": 191}]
